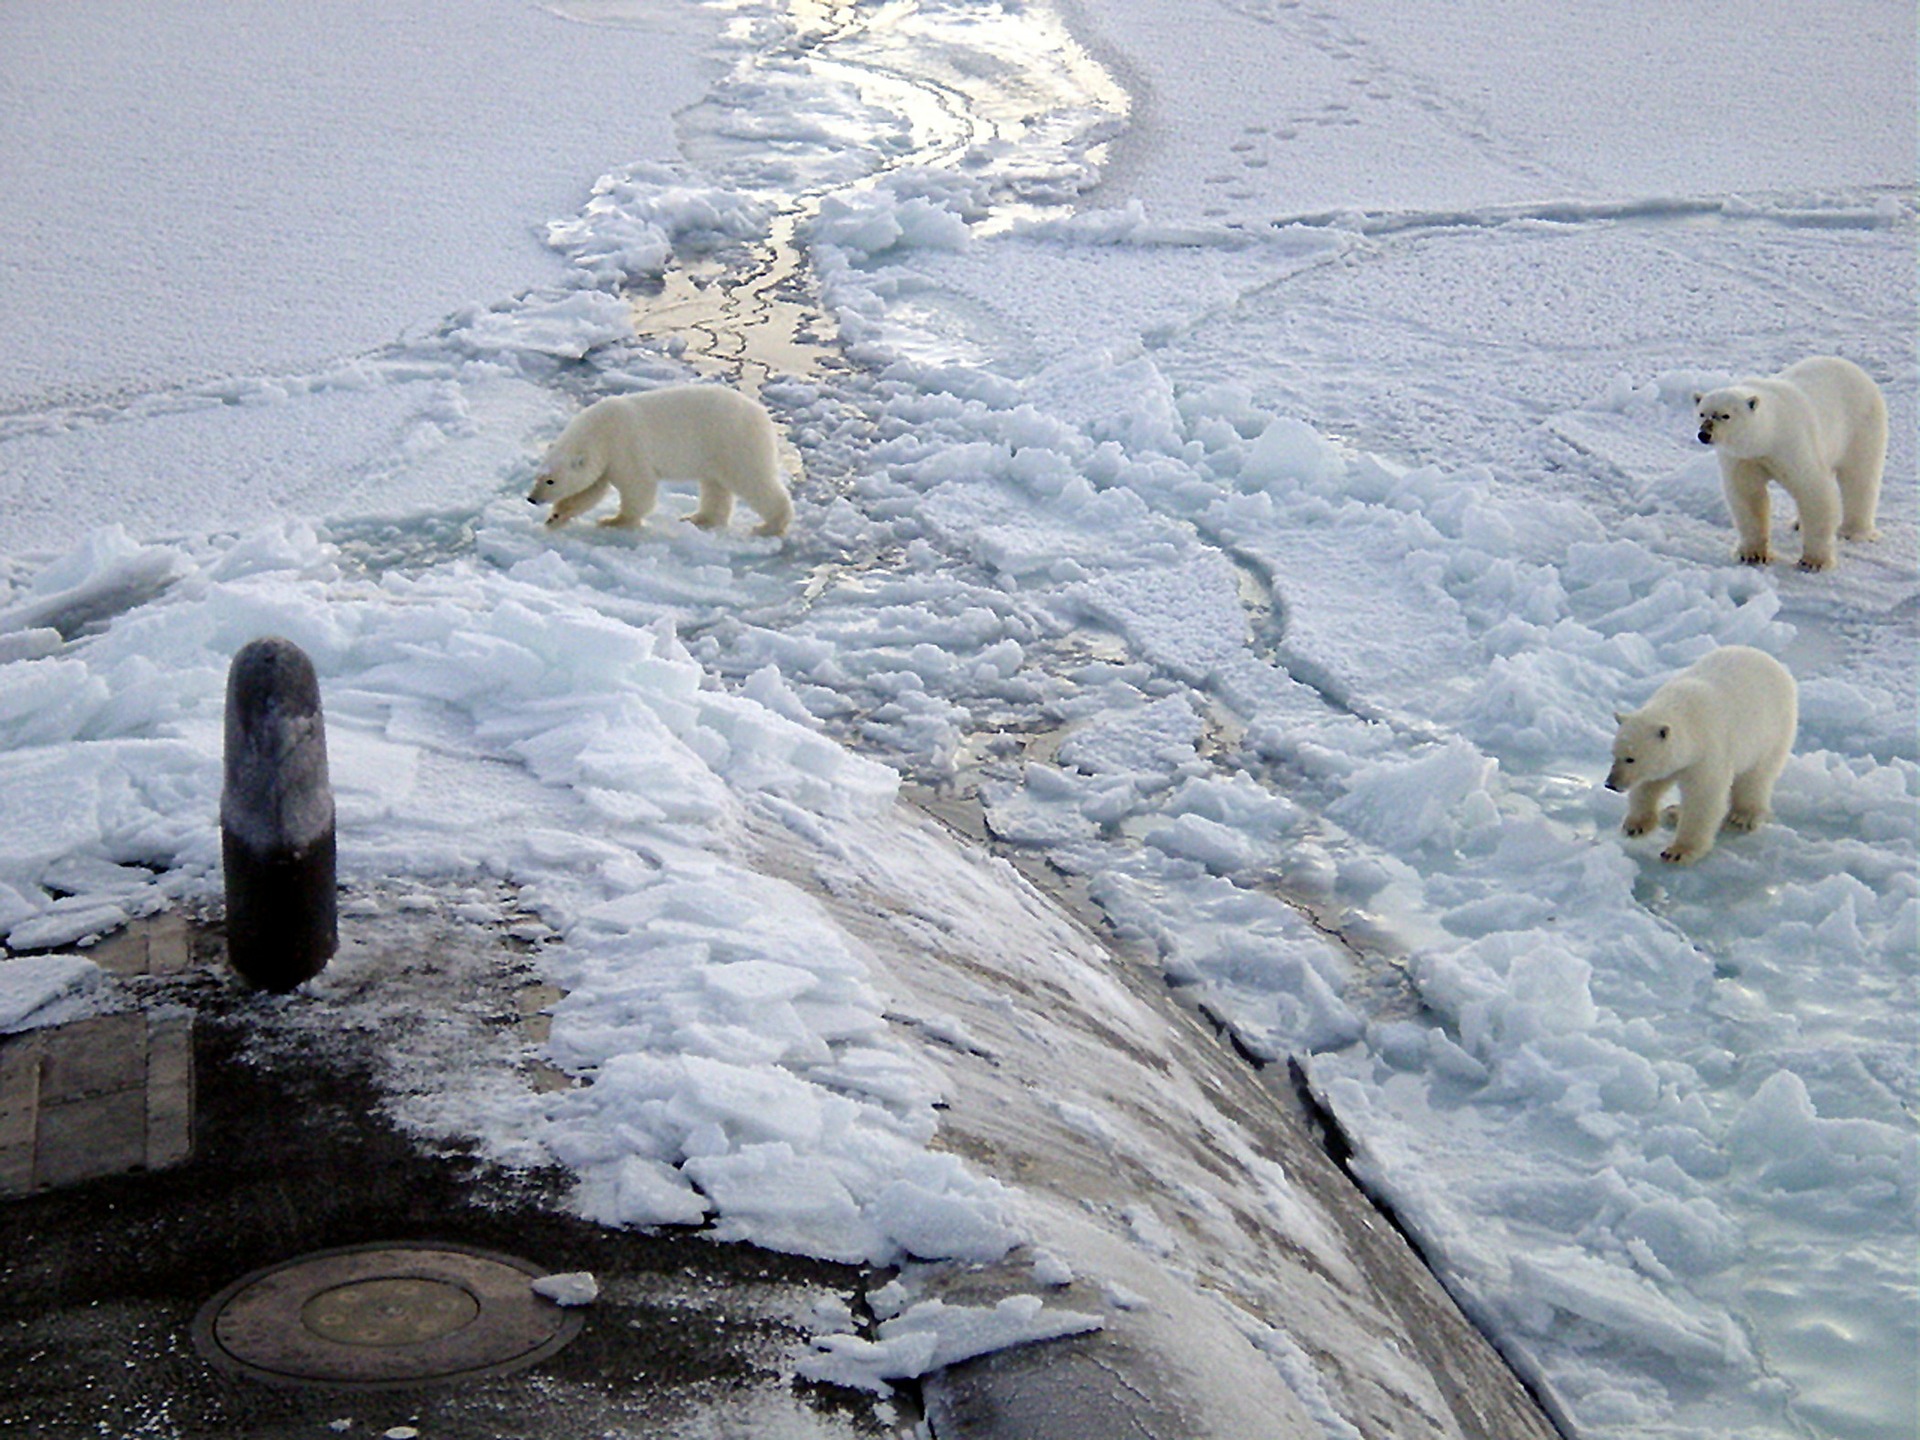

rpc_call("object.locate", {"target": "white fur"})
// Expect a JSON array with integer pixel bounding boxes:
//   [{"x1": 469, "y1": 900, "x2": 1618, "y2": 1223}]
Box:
[
  {"x1": 1605, "y1": 646, "x2": 1797, "y2": 865},
  {"x1": 1694, "y1": 355, "x2": 1885, "y2": 571},
  {"x1": 528, "y1": 385, "x2": 794, "y2": 538}
]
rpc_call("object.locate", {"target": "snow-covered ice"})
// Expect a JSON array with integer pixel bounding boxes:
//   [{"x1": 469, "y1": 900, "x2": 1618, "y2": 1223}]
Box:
[
  {"x1": 800, "y1": 1294, "x2": 1104, "y2": 1394},
  {"x1": 530, "y1": 1270, "x2": 602, "y2": 1308},
  {"x1": 1, "y1": 1, "x2": 1913, "y2": 1437}
]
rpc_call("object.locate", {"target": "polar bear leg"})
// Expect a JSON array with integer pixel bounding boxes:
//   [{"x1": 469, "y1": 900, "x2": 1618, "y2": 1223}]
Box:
[
  {"x1": 685, "y1": 479, "x2": 735, "y2": 530},
  {"x1": 748, "y1": 485, "x2": 793, "y2": 538},
  {"x1": 1727, "y1": 734, "x2": 1791, "y2": 831},
  {"x1": 1663, "y1": 774, "x2": 1729, "y2": 864},
  {"x1": 1777, "y1": 462, "x2": 1841, "y2": 570},
  {"x1": 1837, "y1": 422, "x2": 1886, "y2": 542},
  {"x1": 547, "y1": 476, "x2": 612, "y2": 528},
  {"x1": 1725, "y1": 772, "x2": 1771, "y2": 831},
  {"x1": 1623, "y1": 778, "x2": 1670, "y2": 837},
  {"x1": 600, "y1": 469, "x2": 658, "y2": 529},
  {"x1": 1720, "y1": 460, "x2": 1772, "y2": 565}
]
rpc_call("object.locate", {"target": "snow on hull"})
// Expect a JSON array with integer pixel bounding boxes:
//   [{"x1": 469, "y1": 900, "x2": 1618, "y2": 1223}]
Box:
[{"x1": 752, "y1": 798, "x2": 1557, "y2": 1438}]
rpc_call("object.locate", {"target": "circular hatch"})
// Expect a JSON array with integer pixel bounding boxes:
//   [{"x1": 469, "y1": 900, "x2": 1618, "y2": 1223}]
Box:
[{"x1": 193, "y1": 1242, "x2": 584, "y2": 1389}]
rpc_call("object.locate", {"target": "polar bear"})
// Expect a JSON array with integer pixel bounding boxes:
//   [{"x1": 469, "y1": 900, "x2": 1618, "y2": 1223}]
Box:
[
  {"x1": 1605, "y1": 646, "x2": 1797, "y2": 864},
  {"x1": 1694, "y1": 356, "x2": 1885, "y2": 571},
  {"x1": 528, "y1": 384, "x2": 793, "y2": 537}
]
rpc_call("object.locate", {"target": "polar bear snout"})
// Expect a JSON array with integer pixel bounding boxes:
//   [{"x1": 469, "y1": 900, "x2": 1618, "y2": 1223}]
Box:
[
  {"x1": 1697, "y1": 425, "x2": 1714, "y2": 445},
  {"x1": 1603, "y1": 755, "x2": 1643, "y2": 792}
]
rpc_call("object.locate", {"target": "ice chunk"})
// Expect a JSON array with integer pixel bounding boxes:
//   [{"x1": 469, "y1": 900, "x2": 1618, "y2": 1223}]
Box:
[
  {"x1": 1328, "y1": 740, "x2": 1499, "y2": 854},
  {"x1": 799, "y1": 1295, "x2": 1104, "y2": 1393},
  {"x1": 1508, "y1": 1245, "x2": 1753, "y2": 1369},
  {"x1": 530, "y1": 1271, "x2": 599, "y2": 1307},
  {"x1": 869, "y1": 1175, "x2": 1016, "y2": 1264},
  {"x1": 0, "y1": 953, "x2": 104, "y2": 1032},
  {"x1": 687, "y1": 1142, "x2": 880, "y2": 1263},
  {"x1": 1727, "y1": 1070, "x2": 1918, "y2": 1199},
  {"x1": 1242, "y1": 417, "x2": 1346, "y2": 493}
]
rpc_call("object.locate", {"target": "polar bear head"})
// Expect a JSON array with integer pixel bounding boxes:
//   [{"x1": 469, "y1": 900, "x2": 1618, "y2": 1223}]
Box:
[
  {"x1": 1693, "y1": 386, "x2": 1765, "y2": 454},
  {"x1": 1605, "y1": 707, "x2": 1691, "y2": 791},
  {"x1": 527, "y1": 407, "x2": 611, "y2": 507},
  {"x1": 527, "y1": 437, "x2": 601, "y2": 506}
]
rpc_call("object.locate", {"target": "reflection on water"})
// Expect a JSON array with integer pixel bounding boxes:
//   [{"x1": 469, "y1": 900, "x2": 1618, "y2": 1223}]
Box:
[
  {"x1": 630, "y1": 212, "x2": 842, "y2": 396},
  {"x1": 0, "y1": 1009, "x2": 193, "y2": 1198},
  {"x1": 626, "y1": 0, "x2": 1128, "y2": 390},
  {"x1": 772, "y1": 0, "x2": 1130, "y2": 216}
]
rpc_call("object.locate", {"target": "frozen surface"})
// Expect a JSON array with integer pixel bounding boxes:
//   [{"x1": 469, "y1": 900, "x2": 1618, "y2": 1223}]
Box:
[
  {"x1": 0, "y1": 0, "x2": 717, "y2": 414},
  {"x1": 1093, "y1": 0, "x2": 1912, "y2": 220},
  {"x1": 1, "y1": 1, "x2": 1913, "y2": 1437}
]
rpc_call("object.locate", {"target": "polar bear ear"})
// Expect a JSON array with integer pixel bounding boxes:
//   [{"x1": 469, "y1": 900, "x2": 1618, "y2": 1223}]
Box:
[{"x1": 1691, "y1": 393, "x2": 1702, "y2": 406}]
